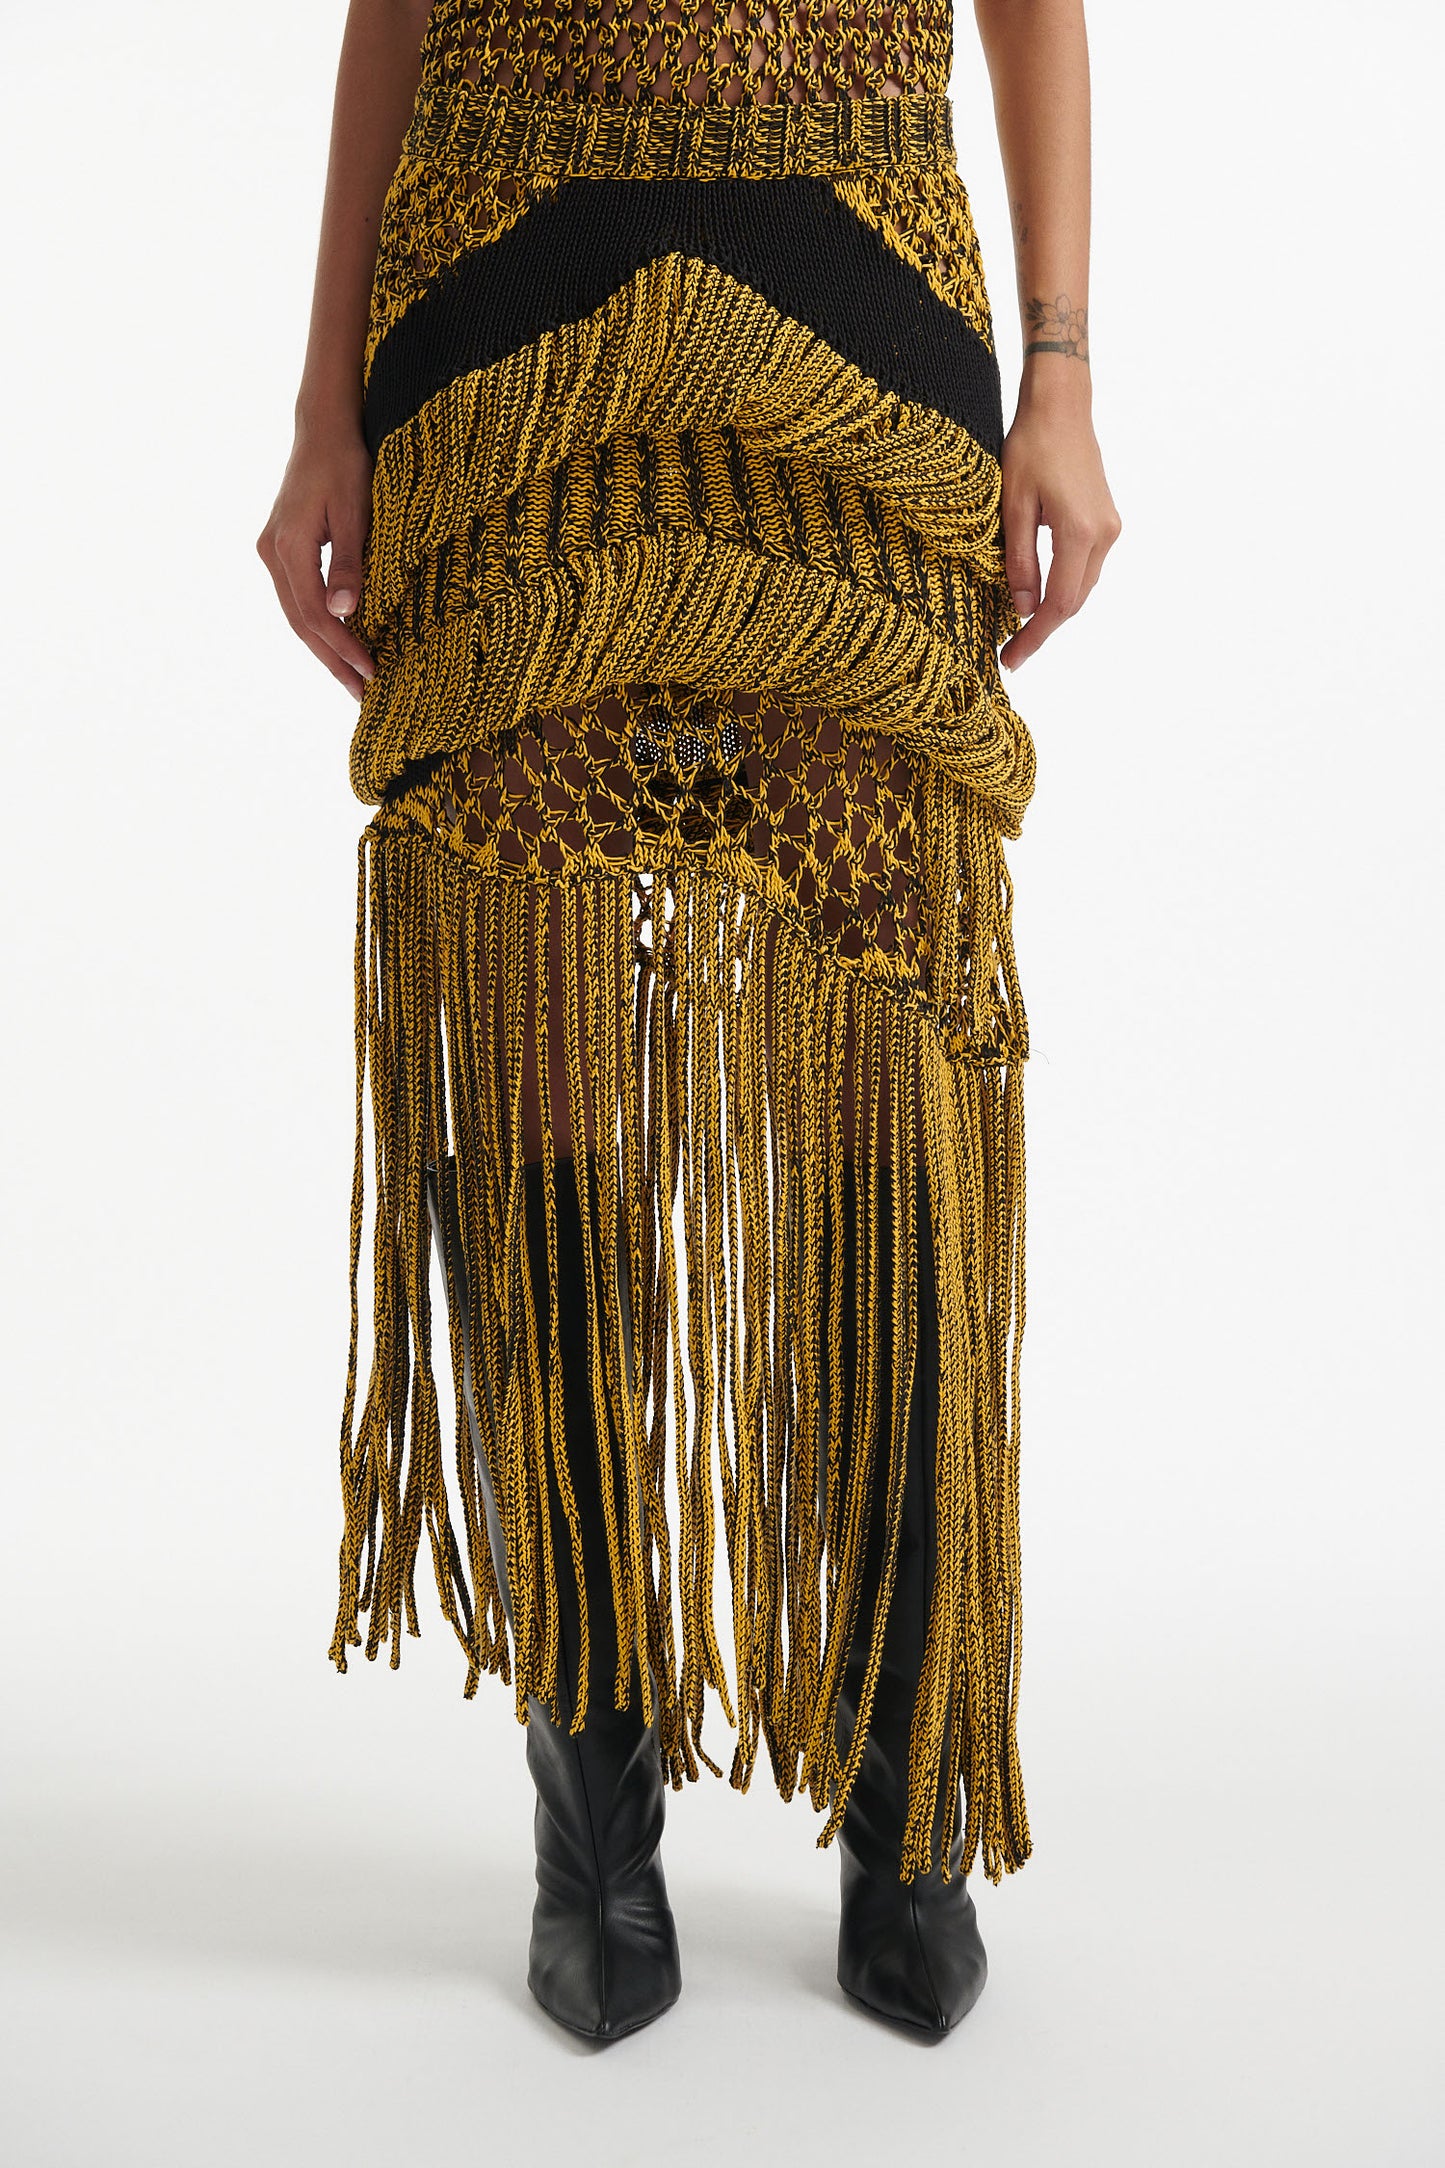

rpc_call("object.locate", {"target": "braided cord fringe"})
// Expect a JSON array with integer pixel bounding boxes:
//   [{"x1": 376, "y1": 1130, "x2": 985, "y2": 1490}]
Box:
[{"x1": 328, "y1": 803, "x2": 1032, "y2": 1885}]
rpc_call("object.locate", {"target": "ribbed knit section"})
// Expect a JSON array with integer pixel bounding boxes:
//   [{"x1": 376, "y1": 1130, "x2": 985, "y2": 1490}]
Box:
[
  {"x1": 370, "y1": 426, "x2": 981, "y2": 667},
  {"x1": 402, "y1": 80, "x2": 956, "y2": 180}
]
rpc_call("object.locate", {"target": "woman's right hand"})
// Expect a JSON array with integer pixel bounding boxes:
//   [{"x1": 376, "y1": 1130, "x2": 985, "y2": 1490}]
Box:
[{"x1": 256, "y1": 422, "x2": 377, "y2": 700}]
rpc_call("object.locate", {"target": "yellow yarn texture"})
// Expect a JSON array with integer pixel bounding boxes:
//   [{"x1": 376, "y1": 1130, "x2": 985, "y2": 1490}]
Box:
[{"x1": 330, "y1": 0, "x2": 1036, "y2": 1885}]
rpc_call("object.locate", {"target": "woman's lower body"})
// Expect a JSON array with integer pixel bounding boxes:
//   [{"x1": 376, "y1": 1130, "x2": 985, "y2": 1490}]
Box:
[{"x1": 329, "y1": 116, "x2": 1036, "y2": 2038}]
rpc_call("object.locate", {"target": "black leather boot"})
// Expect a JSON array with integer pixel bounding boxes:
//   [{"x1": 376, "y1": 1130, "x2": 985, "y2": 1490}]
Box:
[
  {"x1": 830, "y1": 1158, "x2": 989, "y2": 2038},
  {"x1": 426, "y1": 1150, "x2": 681, "y2": 2042}
]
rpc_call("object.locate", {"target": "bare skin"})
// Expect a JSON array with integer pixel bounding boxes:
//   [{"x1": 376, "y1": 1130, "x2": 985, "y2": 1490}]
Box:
[
  {"x1": 256, "y1": 0, "x2": 435, "y2": 697},
  {"x1": 258, "y1": 0, "x2": 1119, "y2": 692},
  {"x1": 973, "y1": 0, "x2": 1122, "y2": 667}
]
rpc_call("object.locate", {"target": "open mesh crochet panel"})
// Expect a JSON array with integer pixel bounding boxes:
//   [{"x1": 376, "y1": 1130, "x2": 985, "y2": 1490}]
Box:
[
  {"x1": 422, "y1": 0, "x2": 951, "y2": 107},
  {"x1": 328, "y1": 0, "x2": 1035, "y2": 1888},
  {"x1": 430, "y1": 689, "x2": 925, "y2": 974}
]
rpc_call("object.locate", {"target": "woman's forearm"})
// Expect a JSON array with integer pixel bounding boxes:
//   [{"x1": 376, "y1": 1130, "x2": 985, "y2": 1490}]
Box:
[
  {"x1": 294, "y1": 0, "x2": 435, "y2": 439},
  {"x1": 258, "y1": 1, "x2": 433, "y2": 694},
  {"x1": 972, "y1": 0, "x2": 1093, "y2": 409},
  {"x1": 969, "y1": 0, "x2": 1119, "y2": 666}
]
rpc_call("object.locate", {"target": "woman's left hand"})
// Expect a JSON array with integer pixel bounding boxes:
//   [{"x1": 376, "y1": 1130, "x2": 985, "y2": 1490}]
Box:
[{"x1": 999, "y1": 379, "x2": 1121, "y2": 671}]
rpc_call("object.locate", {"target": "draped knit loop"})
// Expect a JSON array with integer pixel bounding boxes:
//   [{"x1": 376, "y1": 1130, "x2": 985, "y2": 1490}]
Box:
[{"x1": 328, "y1": 0, "x2": 1036, "y2": 1887}]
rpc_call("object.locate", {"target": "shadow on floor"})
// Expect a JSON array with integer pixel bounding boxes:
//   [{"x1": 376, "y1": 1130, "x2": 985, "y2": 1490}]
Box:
[{"x1": 1, "y1": 1791, "x2": 839, "y2": 2018}]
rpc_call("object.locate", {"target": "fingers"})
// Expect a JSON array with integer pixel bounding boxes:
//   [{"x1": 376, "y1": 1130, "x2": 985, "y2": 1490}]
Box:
[
  {"x1": 1000, "y1": 502, "x2": 1122, "y2": 673},
  {"x1": 269, "y1": 570, "x2": 371, "y2": 700},
  {"x1": 324, "y1": 500, "x2": 368, "y2": 624},
  {"x1": 1073, "y1": 533, "x2": 1109, "y2": 616},
  {"x1": 1003, "y1": 479, "x2": 1042, "y2": 624},
  {"x1": 257, "y1": 515, "x2": 375, "y2": 700},
  {"x1": 283, "y1": 512, "x2": 378, "y2": 685},
  {"x1": 256, "y1": 528, "x2": 368, "y2": 698},
  {"x1": 1000, "y1": 524, "x2": 1091, "y2": 672}
]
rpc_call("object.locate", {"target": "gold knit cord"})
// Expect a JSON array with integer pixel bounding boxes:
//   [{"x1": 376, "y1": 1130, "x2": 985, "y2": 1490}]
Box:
[
  {"x1": 330, "y1": 683, "x2": 1031, "y2": 1885},
  {"x1": 329, "y1": 7, "x2": 1035, "y2": 1886}
]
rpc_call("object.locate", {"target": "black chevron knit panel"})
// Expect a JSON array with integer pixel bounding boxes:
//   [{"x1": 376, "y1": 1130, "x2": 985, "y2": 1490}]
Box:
[{"x1": 363, "y1": 176, "x2": 1004, "y2": 460}]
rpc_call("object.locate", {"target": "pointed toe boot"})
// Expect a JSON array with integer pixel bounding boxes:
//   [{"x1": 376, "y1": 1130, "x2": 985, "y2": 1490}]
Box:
[
  {"x1": 830, "y1": 1159, "x2": 989, "y2": 2038},
  {"x1": 835, "y1": 1718, "x2": 988, "y2": 2038},
  {"x1": 524, "y1": 1673, "x2": 682, "y2": 2041},
  {"x1": 426, "y1": 1149, "x2": 681, "y2": 2042}
]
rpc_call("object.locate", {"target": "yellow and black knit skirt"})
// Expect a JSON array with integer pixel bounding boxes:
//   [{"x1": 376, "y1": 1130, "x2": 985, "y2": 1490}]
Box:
[{"x1": 328, "y1": 29, "x2": 1037, "y2": 1887}]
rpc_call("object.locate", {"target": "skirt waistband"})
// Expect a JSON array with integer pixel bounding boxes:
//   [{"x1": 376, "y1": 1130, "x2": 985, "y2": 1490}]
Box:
[{"x1": 402, "y1": 83, "x2": 956, "y2": 181}]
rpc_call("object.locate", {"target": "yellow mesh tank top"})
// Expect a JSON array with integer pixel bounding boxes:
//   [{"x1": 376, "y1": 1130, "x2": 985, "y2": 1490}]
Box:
[{"x1": 420, "y1": 0, "x2": 952, "y2": 104}]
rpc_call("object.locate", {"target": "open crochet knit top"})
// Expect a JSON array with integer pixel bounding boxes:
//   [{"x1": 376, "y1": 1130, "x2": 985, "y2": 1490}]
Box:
[{"x1": 420, "y1": 0, "x2": 951, "y2": 107}]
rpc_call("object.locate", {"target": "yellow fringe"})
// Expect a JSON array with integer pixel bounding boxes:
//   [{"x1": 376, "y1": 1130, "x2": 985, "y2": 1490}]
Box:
[{"x1": 328, "y1": 808, "x2": 1032, "y2": 1886}]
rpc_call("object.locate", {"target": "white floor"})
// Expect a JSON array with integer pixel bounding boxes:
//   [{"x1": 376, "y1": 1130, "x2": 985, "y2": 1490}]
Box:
[{"x1": 5, "y1": 1643, "x2": 1438, "y2": 2168}]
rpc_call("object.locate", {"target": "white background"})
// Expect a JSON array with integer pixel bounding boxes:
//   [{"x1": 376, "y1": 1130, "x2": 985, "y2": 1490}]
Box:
[{"x1": 2, "y1": 3, "x2": 1442, "y2": 2162}]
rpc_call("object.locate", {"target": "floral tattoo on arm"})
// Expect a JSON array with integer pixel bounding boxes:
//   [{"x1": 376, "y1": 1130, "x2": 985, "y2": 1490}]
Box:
[{"x1": 1023, "y1": 294, "x2": 1089, "y2": 363}]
